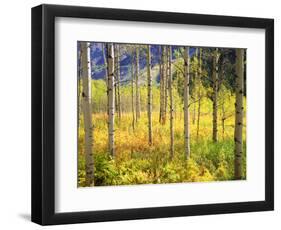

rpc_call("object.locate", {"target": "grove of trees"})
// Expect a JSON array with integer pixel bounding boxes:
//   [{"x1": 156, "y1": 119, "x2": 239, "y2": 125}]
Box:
[{"x1": 78, "y1": 41, "x2": 246, "y2": 187}]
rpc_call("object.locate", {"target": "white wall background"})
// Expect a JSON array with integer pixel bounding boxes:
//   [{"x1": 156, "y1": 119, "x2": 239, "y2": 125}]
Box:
[{"x1": 0, "y1": 0, "x2": 279, "y2": 229}]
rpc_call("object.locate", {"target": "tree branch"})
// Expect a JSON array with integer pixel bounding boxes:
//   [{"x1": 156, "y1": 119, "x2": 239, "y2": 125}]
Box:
[{"x1": 188, "y1": 95, "x2": 204, "y2": 108}]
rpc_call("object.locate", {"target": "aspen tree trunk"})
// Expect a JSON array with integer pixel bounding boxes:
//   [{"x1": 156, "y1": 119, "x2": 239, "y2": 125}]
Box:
[
  {"x1": 160, "y1": 46, "x2": 166, "y2": 124},
  {"x1": 131, "y1": 63, "x2": 135, "y2": 131},
  {"x1": 81, "y1": 42, "x2": 94, "y2": 186},
  {"x1": 136, "y1": 47, "x2": 141, "y2": 121},
  {"x1": 162, "y1": 46, "x2": 166, "y2": 124},
  {"x1": 192, "y1": 104, "x2": 196, "y2": 125},
  {"x1": 114, "y1": 45, "x2": 119, "y2": 118},
  {"x1": 196, "y1": 48, "x2": 202, "y2": 141},
  {"x1": 102, "y1": 43, "x2": 109, "y2": 83},
  {"x1": 147, "y1": 45, "x2": 152, "y2": 145},
  {"x1": 168, "y1": 46, "x2": 174, "y2": 158},
  {"x1": 234, "y1": 48, "x2": 244, "y2": 179},
  {"x1": 184, "y1": 47, "x2": 190, "y2": 159},
  {"x1": 192, "y1": 48, "x2": 198, "y2": 125},
  {"x1": 196, "y1": 97, "x2": 201, "y2": 141},
  {"x1": 78, "y1": 46, "x2": 82, "y2": 127},
  {"x1": 164, "y1": 46, "x2": 168, "y2": 124},
  {"x1": 117, "y1": 46, "x2": 121, "y2": 119},
  {"x1": 114, "y1": 44, "x2": 121, "y2": 121},
  {"x1": 159, "y1": 46, "x2": 164, "y2": 123},
  {"x1": 221, "y1": 98, "x2": 225, "y2": 140},
  {"x1": 107, "y1": 43, "x2": 115, "y2": 157},
  {"x1": 212, "y1": 48, "x2": 219, "y2": 142},
  {"x1": 102, "y1": 43, "x2": 109, "y2": 117}
]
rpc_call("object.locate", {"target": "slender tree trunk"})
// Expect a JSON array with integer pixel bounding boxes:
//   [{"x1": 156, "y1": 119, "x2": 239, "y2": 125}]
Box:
[
  {"x1": 81, "y1": 42, "x2": 94, "y2": 186},
  {"x1": 162, "y1": 46, "x2": 166, "y2": 124},
  {"x1": 168, "y1": 46, "x2": 174, "y2": 158},
  {"x1": 117, "y1": 46, "x2": 121, "y2": 119},
  {"x1": 102, "y1": 43, "x2": 109, "y2": 83},
  {"x1": 131, "y1": 63, "x2": 135, "y2": 131},
  {"x1": 192, "y1": 103, "x2": 196, "y2": 125},
  {"x1": 196, "y1": 97, "x2": 201, "y2": 141},
  {"x1": 159, "y1": 46, "x2": 164, "y2": 123},
  {"x1": 114, "y1": 44, "x2": 121, "y2": 121},
  {"x1": 221, "y1": 98, "x2": 225, "y2": 140},
  {"x1": 107, "y1": 43, "x2": 115, "y2": 157},
  {"x1": 234, "y1": 48, "x2": 244, "y2": 179},
  {"x1": 192, "y1": 48, "x2": 198, "y2": 125},
  {"x1": 136, "y1": 46, "x2": 141, "y2": 121},
  {"x1": 114, "y1": 45, "x2": 119, "y2": 119},
  {"x1": 147, "y1": 45, "x2": 152, "y2": 145},
  {"x1": 196, "y1": 48, "x2": 202, "y2": 141},
  {"x1": 102, "y1": 43, "x2": 109, "y2": 117},
  {"x1": 184, "y1": 47, "x2": 190, "y2": 159},
  {"x1": 212, "y1": 48, "x2": 219, "y2": 142},
  {"x1": 78, "y1": 45, "x2": 83, "y2": 128}
]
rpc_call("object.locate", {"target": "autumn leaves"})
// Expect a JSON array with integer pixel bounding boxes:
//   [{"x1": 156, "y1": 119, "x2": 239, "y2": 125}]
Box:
[{"x1": 79, "y1": 42, "x2": 245, "y2": 186}]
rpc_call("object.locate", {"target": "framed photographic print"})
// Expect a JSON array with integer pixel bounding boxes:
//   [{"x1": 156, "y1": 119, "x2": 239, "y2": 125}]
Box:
[{"x1": 31, "y1": 4, "x2": 274, "y2": 225}]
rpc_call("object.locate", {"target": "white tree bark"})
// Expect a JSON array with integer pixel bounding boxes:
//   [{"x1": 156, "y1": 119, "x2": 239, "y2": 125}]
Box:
[
  {"x1": 131, "y1": 59, "x2": 135, "y2": 131},
  {"x1": 102, "y1": 43, "x2": 109, "y2": 84},
  {"x1": 117, "y1": 45, "x2": 121, "y2": 120},
  {"x1": 107, "y1": 43, "x2": 115, "y2": 157},
  {"x1": 136, "y1": 46, "x2": 141, "y2": 121},
  {"x1": 184, "y1": 47, "x2": 190, "y2": 159},
  {"x1": 221, "y1": 97, "x2": 226, "y2": 140},
  {"x1": 192, "y1": 48, "x2": 198, "y2": 125},
  {"x1": 78, "y1": 46, "x2": 82, "y2": 127},
  {"x1": 114, "y1": 44, "x2": 121, "y2": 121},
  {"x1": 114, "y1": 45, "x2": 118, "y2": 117},
  {"x1": 212, "y1": 48, "x2": 219, "y2": 142},
  {"x1": 147, "y1": 45, "x2": 152, "y2": 145},
  {"x1": 164, "y1": 46, "x2": 168, "y2": 124},
  {"x1": 168, "y1": 46, "x2": 174, "y2": 158},
  {"x1": 196, "y1": 48, "x2": 202, "y2": 141},
  {"x1": 81, "y1": 42, "x2": 94, "y2": 186},
  {"x1": 102, "y1": 43, "x2": 109, "y2": 117},
  {"x1": 234, "y1": 48, "x2": 244, "y2": 179},
  {"x1": 159, "y1": 46, "x2": 164, "y2": 123}
]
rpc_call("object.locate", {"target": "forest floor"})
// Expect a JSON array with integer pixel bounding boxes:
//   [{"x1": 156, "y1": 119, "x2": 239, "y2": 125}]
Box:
[{"x1": 78, "y1": 104, "x2": 246, "y2": 187}]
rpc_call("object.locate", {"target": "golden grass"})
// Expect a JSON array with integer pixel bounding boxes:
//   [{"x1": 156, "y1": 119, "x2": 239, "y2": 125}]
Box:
[{"x1": 78, "y1": 97, "x2": 246, "y2": 187}]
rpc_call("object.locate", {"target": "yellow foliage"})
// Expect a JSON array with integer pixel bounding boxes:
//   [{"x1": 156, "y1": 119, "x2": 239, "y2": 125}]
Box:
[{"x1": 78, "y1": 95, "x2": 246, "y2": 186}]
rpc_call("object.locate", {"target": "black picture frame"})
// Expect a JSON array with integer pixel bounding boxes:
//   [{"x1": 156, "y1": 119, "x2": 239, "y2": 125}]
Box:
[{"x1": 31, "y1": 4, "x2": 274, "y2": 225}]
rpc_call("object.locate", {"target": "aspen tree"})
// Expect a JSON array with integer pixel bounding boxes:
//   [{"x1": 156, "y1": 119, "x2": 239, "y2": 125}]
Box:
[
  {"x1": 114, "y1": 45, "x2": 119, "y2": 119},
  {"x1": 131, "y1": 61, "x2": 135, "y2": 131},
  {"x1": 234, "y1": 48, "x2": 244, "y2": 179},
  {"x1": 102, "y1": 43, "x2": 109, "y2": 117},
  {"x1": 221, "y1": 96, "x2": 226, "y2": 140},
  {"x1": 212, "y1": 48, "x2": 220, "y2": 142},
  {"x1": 81, "y1": 42, "x2": 94, "y2": 186},
  {"x1": 168, "y1": 46, "x2": 174, "y2": 158},
  {"x1": 136, "y1": 46, "x2": 141, "y2": 121},
  {"x1": 78, "y1": 45, "x2": 82, "y2": 128},
  {"x1": 159, "y1": 46, "x2": 165, "y2": 124},
  {"x1": 107, "y1": 43, "x2": 115, "y2": 157},
  {"x1": 164, "y1": 46, "x2": 168, "y2": 124},
  {"x1": 159, "y1": 46, "x2": 163, "y2": 122},
  {"x1": 184, "y1": 47, "x2": 190, "y2": 159},
  {"x1": 196, "y1": 48, "x2": 202, "y2": 141},
  {"x1": 114, "y1": 44, "x2": 121, "y2": 121},
  {"x1": 192, "y1": 48, "x2": 198, "y2": 125},
  {"x1": 147, "y1": 45, "x2": 152, "y2": 145}
]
